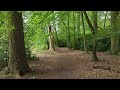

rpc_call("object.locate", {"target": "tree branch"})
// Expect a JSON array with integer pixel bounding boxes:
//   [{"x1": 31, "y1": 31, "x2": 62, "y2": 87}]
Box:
[
  {"x1": 39, "y1": 11, "x2": 54, "y2": 24},
  {"x1": 83, "y1": 11, "x2": 95, "y2": 34}
]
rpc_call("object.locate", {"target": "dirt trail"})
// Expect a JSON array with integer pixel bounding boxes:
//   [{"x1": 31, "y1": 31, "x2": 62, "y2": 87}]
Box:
[{"x1": 1, "y1": 47, "x2": 120, "y2": 79}]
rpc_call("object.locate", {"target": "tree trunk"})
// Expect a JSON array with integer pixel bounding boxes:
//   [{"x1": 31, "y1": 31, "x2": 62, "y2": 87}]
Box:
[
  {"x1": 67, "y1": 13, "x2": 71, "y2": 49},
  {"x1": 103, "y1": 11, "x2": 107, "y2": 29},
  {"x1": 61, "y1": 19, "x2": 68, "y2": 47},
  {"x1": 73, "y1": 12, "x2": 76, "y2": 49},
  {"x1": 84, "y1": 11, "x2": 98, "y2": 61},
  {"x1": 81, "y1": 12, "x2": 88, "y2": 53},
  {"x1": 92, "y1": 11, "x2": 98, "y2": 32},
  {"x1": 7, "y1": 11, "x2": 31, "y2": 77},
  {"x1": 111, "y1": 11, "x2": 119, "y2": 54},
  {"x1": 54, "y1": 24, "x2": 59, "y2": 47},
  {"x1": 48, "y1": 25, "x2": 55, "y2": 51},
  {"x1": 53, "y1": 12, "x2": 59, "y2": 47},
  {"x1": 77, "y1": 12, "x2": 81, "y2": 49},
  {"x1": 92, "y1": 11, "x2": 98, "y2": 61}
]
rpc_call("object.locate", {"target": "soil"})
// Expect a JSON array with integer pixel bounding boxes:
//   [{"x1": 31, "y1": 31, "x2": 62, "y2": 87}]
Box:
[{"x1": 1, "y1": 47, "x2": 120, "y2": 79}]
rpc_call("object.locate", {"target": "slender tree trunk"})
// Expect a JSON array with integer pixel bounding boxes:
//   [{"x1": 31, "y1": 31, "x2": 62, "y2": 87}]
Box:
[
  {"x1": 84, "y1": 11, "x2": 98, "y2": 61},
  {"x1": 61, "y1": 19, "x2": 68, "y2": 46},
  {"x1": 92, "y1": 11, "x2": 98, "y2": 61},
  {"x1": 77, "y1": 12, "x2": 80, "y2": 49},
  {"x1": 53, "y1": 12, "x2": 59, "y2": 47},
  {"x1": 103, "y1": 11, "x2": 107, "y2": 29},
  {"x1": 73, "y1": 12, "x2": 76, "y2": 49},
  {"x1": 81, "y1": 12, "x2": 88, "y2": 53},
  {"x1": 48, "y1": 25, "x2": 55, "y2": 51},
  {"x1": 54, "y1": 24, "x2": 59, "y2": 47},
  {"x1": 67, "y1": 13, "x2": 71, "y2": 49},
  {"x1": 92, "y1": 34, "x2": 98, "y2": 61},
  {"x1": 7, "y1": 11, "x2": 31, "y2": 76},
  {"x1": 111, "y1": 11, "x2": 119, "y2": 54},
  {"x1": 93, "y1": 11, "x2": 98, "y2": 32}
]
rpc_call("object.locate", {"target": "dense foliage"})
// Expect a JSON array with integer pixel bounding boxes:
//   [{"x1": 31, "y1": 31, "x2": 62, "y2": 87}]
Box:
[{"x1": 0, "y1": 11, "x2": 120, "y2": 70}]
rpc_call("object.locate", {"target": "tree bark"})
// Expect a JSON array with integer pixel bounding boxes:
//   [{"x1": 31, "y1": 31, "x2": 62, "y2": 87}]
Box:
[
  {"x1": 53, "y1": 12, "x2": 59, "y2": 47},
  {"x1": 111, "y1": 11, "x2": 119, "y2": 54},
  {"x1": 92, "y1": 11, "x2": 98, "y2": 32},
  {"x1": 73, "y1": 12, "x2": 76, "y2": 49},
  {"x1": 48, "y1": 25, "x2": 55, "y2": 51},
  {"x1": 67, "y1": 13, "x2": 71, "y2": 49},
  {"x1": 54, "y1": 24, "x2": 59, "y2": 47},
  {"x1": 81, "y1": 12, "x2": 88, "y2": 53},
  {"x1": 61, "y1": 19, "x2": 68, "y2": 46},
  {"x1": 7, "y1": 11, "x2": 31, "y2": 76},
  {"x1": 103, "y1": 11, "x2": 107, "y2": 29},
  {"x1": 92, "y1": 11, "x2": 98, "y2": 61},
  {"x1": 84, "y1": 11, "x2": 98, "y2": 61},
  {"x1": 77, "y1": 12, "x2": 81, "y2": 49}
]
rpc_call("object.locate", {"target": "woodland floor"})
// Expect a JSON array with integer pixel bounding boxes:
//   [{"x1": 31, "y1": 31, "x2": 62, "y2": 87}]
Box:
[{"x1": 1, "y1": 47, "x2": 120, "y2": 79}]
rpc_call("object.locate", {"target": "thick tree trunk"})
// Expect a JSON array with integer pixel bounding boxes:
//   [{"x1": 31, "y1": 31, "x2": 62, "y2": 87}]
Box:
[
  {"x1": 81, "y1": 12, "x2": 88, "y2": 53},
  {"x1": 7, "y1": 11, "x2": 31, "y2": 76},
  {"x1": 111, "y1": 11, "x2": 119, "y2": 54},
  {"x1": 84, "y1": 11, "x2": 98, "y2": 61},
  {"x1": 48, "y1": 25, "x2": 55, "y2": 52}
]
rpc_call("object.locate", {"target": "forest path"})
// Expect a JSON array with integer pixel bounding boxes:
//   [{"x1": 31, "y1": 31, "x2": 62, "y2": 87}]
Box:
[
  {"x1": 1, "y1": 47, "x2": 120, "y2": 79},
  {"x1": 21, "y1": 47, "x2": 120, "y2": 79}
]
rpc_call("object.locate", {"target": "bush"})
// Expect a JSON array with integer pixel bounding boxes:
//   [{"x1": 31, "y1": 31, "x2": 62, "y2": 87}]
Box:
[
  {"x1": 96, "y1": 37, "x2": 111, "y2": 51},
  {"x1": 58, "y1": 39, "x2": 67, "y2": 47},
  {"x1": 0, "y1": 40, "x2": 8, "y2": 71},
  {"x1": 75, "y1": 34, "x2": 111, "y2": 52},
  {"x1": 26, "y1": 48, "x2": 37, "y2": 60}
]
